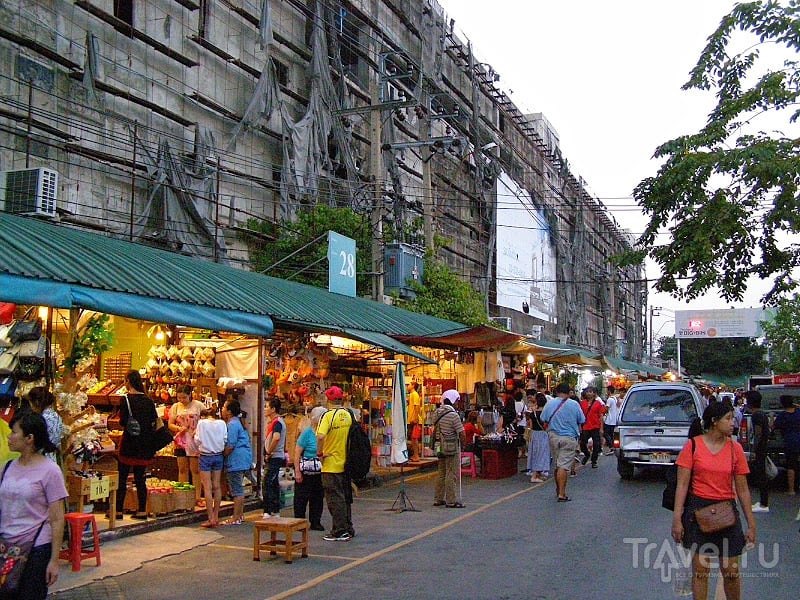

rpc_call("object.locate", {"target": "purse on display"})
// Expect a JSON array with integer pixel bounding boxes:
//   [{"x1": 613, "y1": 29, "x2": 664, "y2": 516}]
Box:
[{"x1": 7, "y1": 308, "x2": 42, "y2": 344}]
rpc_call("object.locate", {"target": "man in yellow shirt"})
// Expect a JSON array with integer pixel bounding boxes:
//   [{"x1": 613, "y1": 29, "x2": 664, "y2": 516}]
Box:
[
  {"x1": 316, "y1": 386, "x2": 355, "y2": 541},
  {"x1": 407, "y1": 381, "x2": 422, "y2": 462}
]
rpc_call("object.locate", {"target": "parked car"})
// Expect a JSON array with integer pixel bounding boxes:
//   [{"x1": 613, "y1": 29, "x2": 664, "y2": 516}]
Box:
[
  {"x1": 738, "y1": 384, "x2": 800, "y2": 467},
  {"x1": 614, "y1": 382, "x2": 704, "y2": 480}
]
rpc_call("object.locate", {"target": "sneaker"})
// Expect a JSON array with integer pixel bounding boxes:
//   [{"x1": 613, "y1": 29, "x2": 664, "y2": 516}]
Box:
[
  {"x1": 323, "y1": 532, "x2": 352, "y2": 542},
  {"x1": 751, "y1": 502, "x2": 770, "y2": 513},
  {"x1": 581, "y1": 455, "x2": 589, "y2": 466}
]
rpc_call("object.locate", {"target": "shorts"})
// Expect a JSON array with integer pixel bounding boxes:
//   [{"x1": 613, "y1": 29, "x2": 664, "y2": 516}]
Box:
[
  {"x1": 548, "y1": 432, "x2": 579, "y2": 470},
  {"x1": 226, "y1": 470, "x2": 245, "y2": 497},
  {"x1": 199, "y1": 453, "x2": 223, "y2": 472},
  {"x1": 174, "y1": 447, "x2": 187, "y2": 457}
]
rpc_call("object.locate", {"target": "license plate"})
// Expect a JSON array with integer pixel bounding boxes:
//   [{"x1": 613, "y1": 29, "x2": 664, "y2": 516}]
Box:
[{"x1": 651, "y1": 452, "x2": 671, "y2": 463}]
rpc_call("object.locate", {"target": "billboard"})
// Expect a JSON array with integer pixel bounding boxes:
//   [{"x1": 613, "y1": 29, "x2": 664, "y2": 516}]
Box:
[
  {"x1": 674, "y1": 307, "x2": 766, "y2": 339},
  {"x1": 496, "y1": 172, "x2": 557, "y2": 323}
]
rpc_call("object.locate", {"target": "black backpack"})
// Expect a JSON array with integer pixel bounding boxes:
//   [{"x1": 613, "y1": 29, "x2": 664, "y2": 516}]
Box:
[{"x1": 336, "y1": 408, "x2": 372, "y2": 481}]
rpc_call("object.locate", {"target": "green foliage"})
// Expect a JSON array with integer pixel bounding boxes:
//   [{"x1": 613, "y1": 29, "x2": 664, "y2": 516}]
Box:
[
  {"x1": 761, "y1": 294, "x2": 800, "y2": 373},
  {"x1": 619, "y1": 1, "x2": 800, "y2": 302},
  {"x1": 242, "y1": 205, "x2": 372, "y2": 294},
  {"x1": 657, "y1": 335, "x2": 765, "y2": 377},
  {"x1": 397, "y1": 250, "x2": 489, "y2": 327},
  {"x1": 64, "y1": 313, "x2": 114, "y2": 370}
]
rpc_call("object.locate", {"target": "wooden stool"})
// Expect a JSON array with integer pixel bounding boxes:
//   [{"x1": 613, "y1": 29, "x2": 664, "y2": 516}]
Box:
[
  {"x1": 460, "y1": 452, "x2": 478, "y2": 478},
  {"x1": 252, "y1": 517, "x2": 309, "y2": 564},
  {"x1": 59, "y1": 513, "x2": 101, "y2": 572}
]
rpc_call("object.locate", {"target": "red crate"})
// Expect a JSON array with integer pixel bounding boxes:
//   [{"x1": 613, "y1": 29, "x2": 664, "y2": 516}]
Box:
[{"x1": 480, "y1": 448, "x2": 517, "y2": 479}]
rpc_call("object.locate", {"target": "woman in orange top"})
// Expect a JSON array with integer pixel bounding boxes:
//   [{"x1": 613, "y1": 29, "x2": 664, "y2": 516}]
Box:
[{"x1": 671, "y1": 400, "x2": 755, "y2": 600}]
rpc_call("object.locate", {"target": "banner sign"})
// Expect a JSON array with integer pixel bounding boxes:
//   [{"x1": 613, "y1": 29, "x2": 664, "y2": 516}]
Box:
[{"x1": 674, "y1": 307, "x2": 765, "y2": 339}]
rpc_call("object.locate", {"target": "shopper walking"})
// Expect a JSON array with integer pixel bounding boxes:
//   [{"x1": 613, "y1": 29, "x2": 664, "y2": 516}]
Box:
[
  {"x1": 432, "y1": 390, "x2": 466, "y2": 508},
  {"x1": 293, "y1": 412, "x2": 324, "y2": 531},
  {"x1": 262, "y1": 398, "x2": 286, "y2": 519},
  {"x1": 317, "y1": 386, "x2": 355, "y2": 541},
  {"x1": 774, "y1": 394, "x2": 800, "y2": 496},
  {"x1": 746, "y1": 390, "x2": 771, "y2": 512},
  {"x1": 603, "y1": 385, "x2": 621, "y2": 455},
  {"x1": 221, "y1": 399, "x2": 252, "y2": 525},
  {"x1": 527, "y1": 392, "x2": 551, "y2": 482},
  {"x1": 579, "y1": 387, "x2": 605, "y2": 468},
  {"x1": 541, "y1": 383, "x2": 585, "y2": 502},
  {"x1": 0, "y1": 412, "x2": 68, "y2": 599},
  {"x1": 116, "y1": 370, "x2": 157, "y2": 521},
  {"x1": 194, "y1": 406, "x2": 227, "y2": 528}
]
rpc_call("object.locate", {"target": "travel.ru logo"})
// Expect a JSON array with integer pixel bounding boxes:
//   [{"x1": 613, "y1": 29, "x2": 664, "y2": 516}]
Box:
[{"x1": 623, "y1": 537, "x2": 779, "y2": 583}]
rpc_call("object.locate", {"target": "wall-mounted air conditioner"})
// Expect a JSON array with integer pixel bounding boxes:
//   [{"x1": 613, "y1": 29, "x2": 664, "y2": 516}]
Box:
[
  {"x1": 490, "y1": 317, "x2": 512, "y2": 330},
  {"x1": 531, "y1": 325, "x2": 544, "y2": 339},
  {"x1": 0, "y1": 168, "x2": 58, "y2": 218}
]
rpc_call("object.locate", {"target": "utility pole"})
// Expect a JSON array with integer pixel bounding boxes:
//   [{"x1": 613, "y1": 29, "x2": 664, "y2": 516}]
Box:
[
  {"x1": 369, "y1": 39, "x2": 384, "y2": 302},
  {"x1": 419, "y1": 87, "x2": 434, "y2": 251},
  {"x1": 649, "y1": 305, "x2": 661, "y2": 364}
]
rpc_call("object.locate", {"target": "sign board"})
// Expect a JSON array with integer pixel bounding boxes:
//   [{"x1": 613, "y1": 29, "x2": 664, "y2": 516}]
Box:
[
  {"x1": 89, "y1": 477, "x2": 110, "y2": 501},
  {"x1": 327, "y1": 231, "x2": 356, "y2": 297},
  {"x1": 774, "y1": 374, "x2": 800, "y2": 385},
  {"x1": 674, "y1": 308, "x2": 766, "y2": 339}
]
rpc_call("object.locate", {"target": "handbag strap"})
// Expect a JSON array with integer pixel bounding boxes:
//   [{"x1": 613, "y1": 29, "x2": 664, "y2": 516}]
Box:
[{"x1": 124, "y1": 394, "x2": 133, "y2": 418}]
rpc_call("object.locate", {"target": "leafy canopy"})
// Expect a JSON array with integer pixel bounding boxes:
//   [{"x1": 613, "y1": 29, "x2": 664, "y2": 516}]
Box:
[
  {"x1": 397, "y1": 250, "x2": 489, "y2": 327},
  {"x1": 243, "y1": 205, "x2": 372, "y2": 295},
  {"x1": 657, "y1": 335, "x2": 765, "y2": 377},
  {"x1": 623, "y1": 1, "x2": 800, "y2": 303},
  {"x1": 761, "y1": 294, "x2": 800, "y2": 373}
]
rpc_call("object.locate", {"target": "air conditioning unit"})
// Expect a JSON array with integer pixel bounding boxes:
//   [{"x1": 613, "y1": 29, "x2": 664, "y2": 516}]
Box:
[
  {"x1": 0, "y1": 168, "x2": 58, "y2": 218},
  {"x1": 530, "y1": 325, "x2": 544, "y2": 339},
  {"x1": 490, "y1": 317, "x2": 512, "y2": 330}
]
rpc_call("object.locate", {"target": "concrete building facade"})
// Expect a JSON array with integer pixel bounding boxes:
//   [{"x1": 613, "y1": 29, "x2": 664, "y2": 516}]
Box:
[{"x1": 0, "y1": 0, "x2": 645, "y2": 361}]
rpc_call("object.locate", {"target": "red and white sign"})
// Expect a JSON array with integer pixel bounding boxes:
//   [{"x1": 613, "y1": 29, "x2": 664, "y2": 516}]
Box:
[{"x1": 773, "y1": 374, "x2": 800, "y2": 385}]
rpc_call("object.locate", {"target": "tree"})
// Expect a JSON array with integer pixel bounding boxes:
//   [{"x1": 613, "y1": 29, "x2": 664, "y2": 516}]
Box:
[
  {"x1": 621, "y1": 2, "x2": 800, "y2": 303},
  {"x1": 761, "y1": 294, "x2": 800, "y2": 373},
  {"x1": 657, "y1": 335, "x2": 765, "y2": 377},
  {"x1": 396, "y1": 250, "x2": 489, "y2": 327},
  {"x1": 242, "y1": 205, "x2": 372, "y2": 295}
]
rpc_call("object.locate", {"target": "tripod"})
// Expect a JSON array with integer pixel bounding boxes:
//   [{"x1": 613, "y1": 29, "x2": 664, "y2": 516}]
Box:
[{"x1": 385, "y1": 463, "x2": 420, "y2": 512}]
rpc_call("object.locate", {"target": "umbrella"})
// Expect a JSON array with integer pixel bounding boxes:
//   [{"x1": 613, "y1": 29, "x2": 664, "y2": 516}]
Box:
[{"x1": 391, "y1": 362, "x2": 409, "y2": 465}]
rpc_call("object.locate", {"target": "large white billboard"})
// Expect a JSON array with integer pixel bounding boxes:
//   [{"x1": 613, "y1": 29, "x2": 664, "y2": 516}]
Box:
[
  {"x1": 496, "y1": 172, "x2": 557, "y2": 323},
  {"x1": 674, "y1": 307, "x2": 766, "y2": 339}
]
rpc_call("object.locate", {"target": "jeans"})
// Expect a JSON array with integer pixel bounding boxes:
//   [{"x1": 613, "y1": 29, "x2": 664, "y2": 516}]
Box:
[
  {"x1": 751, "y1": 451, "x2": 769, "y2": 506},
  {"x1": 293, "y1": 474, "x2": 324, "y2": 527},
  {"x1": 322, "y1": 472, "x2": 353, "y2": 536},
  {"x1": 603, "y1": 423, "x2": 615, "y2": 449},
  {"x1": 262, "y1": 456, "x2": 284, "y2": 514},
  {"x1": 117, "y1": 462, "x2": 147, "y2": 513},
  {"x1": 579, "y1": 428, "x2": 602, "y2": 465}
]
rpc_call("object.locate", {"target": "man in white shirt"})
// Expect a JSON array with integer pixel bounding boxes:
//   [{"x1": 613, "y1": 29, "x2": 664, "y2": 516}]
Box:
[{"x1": 603, "y1": 385, "x2": 622, "y2": 455}]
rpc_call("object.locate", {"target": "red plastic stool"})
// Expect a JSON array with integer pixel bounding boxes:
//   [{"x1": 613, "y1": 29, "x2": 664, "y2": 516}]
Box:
[
  {"x1": 460, "y1": 452, "x2": 478, "y2": 478},
  {"x1": 59, "y1": 512, "x2": 101, "y2": 572}
]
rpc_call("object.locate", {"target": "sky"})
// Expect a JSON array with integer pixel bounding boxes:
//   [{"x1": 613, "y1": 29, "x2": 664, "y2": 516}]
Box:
[{"x1": 435, "y1": 0, "x2": 771, "y2": 341}]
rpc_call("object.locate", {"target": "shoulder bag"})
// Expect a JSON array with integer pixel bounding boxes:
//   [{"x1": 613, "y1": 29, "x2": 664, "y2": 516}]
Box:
[
  {"x1": 694, "y1": 442, "x2": 737, "y2": 533},
  {"x1": 124, "y1": 395, "x2": 141, "y2": 437},
  {"x1": 7, "y1": 307, "x2": 43, "y2": 344},
  {"x1": 0, "y1": 461, "x2": 47, "y2": 593},
  {"x1": 433, "y1": 408, "x2": 459, "y2": 457},
  {"x1": 299, "y1": 456, "x2": 322, "y2": 475}
]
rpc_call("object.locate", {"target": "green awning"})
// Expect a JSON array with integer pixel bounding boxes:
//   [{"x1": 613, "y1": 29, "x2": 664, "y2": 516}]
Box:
[
  {"x1": 0, "y1": 213, "x2": 468, "y2": 339},
  {"x1": 342, "y1": 329, "x2": 436, "y2": 363},
  {"x1": 602, "y1": 355, "x2": 669, "y2": 377}
]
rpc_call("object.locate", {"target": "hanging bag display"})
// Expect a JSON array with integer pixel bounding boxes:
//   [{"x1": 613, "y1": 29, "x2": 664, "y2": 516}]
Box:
[
  {"x1": 0, "y1": 347, "x2": 19, "y2": 376},
  {"x1": 7, "y1": 307, "x2": 42, "y2": 344},
  {"x1": 0, "y1": 462, "x2": 47, "y2": 593}
]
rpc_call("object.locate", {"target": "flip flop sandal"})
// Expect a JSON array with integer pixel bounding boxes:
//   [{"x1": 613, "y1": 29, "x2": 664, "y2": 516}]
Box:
[
  {"x1": 557, "y1": 496, "x2": 572, "y2": 502},
  {"x1": 446, "y1": 503, "x2": 465, "y2": 508}
]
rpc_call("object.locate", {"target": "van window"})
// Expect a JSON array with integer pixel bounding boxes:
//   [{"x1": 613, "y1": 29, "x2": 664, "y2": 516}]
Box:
[{"x1": 620, "y1": 389, "x2": 698, "y2": 423}]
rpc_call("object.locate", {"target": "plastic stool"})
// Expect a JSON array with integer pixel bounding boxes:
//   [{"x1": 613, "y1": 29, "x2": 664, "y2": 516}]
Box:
[
  {"x1": 59, "y1": 512, "x2": 101, "y2": 572},
  {"x1": 460, "y1": 452, "x2": 478, "y2": 478}
]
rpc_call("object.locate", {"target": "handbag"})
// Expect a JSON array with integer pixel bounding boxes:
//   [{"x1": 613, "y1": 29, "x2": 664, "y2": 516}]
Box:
[
  {"x1": 0, "y1": 348, "x2": 19, "y2": 376},
  {"x1": 765, "y1": 456, "x2": 778, "y2": 480},
  {"x1": 695, "y1": 500, "x2": 737, "y2": 533},
  {"x1": 299, "y1": 456, "x2": 322, "y2": 475},
  {"x1": 0, "y1": 462, "x2": 47, "y2": 593},
  {"x1": 124, "y1": 395, "x2": 141, "y2": 437},
  {"x1": 149, "y1": 417, "x2": 174, "y2": 454},
  {"x1": 7, "y1": 308, "x2": 42, "y2": 344}
]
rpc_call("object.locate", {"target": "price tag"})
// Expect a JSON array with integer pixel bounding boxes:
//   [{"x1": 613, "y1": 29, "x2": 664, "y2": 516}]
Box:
[{"x1": 89, "y1": 477, "x2": 110, "y2": 500}]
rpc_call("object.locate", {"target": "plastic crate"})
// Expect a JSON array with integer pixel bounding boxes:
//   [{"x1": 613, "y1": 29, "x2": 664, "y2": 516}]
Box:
[{"x1": 480, "y1": 448, "x2": 517, "y2": 479}]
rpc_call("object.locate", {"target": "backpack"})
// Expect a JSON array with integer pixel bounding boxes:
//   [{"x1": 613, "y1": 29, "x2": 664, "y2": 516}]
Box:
[{"x1": 337, "y1": 408, "x2": 371, "y2": 481}]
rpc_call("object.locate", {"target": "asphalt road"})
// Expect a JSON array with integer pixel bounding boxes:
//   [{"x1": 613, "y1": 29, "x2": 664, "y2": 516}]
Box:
[{"x1": 52, "y1": 454, "x2": 800, "y2": 600}]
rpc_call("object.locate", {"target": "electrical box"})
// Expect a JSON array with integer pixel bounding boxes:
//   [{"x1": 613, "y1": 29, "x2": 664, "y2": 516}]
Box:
[{"x1": 384, "y1": 243, "x2": 424, "y2": 299}]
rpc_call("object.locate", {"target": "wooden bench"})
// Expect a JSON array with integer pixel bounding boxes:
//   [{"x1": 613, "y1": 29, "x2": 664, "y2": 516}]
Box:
[{"x1": 252, "y1": 517, "x2": 309, "y2": 564}]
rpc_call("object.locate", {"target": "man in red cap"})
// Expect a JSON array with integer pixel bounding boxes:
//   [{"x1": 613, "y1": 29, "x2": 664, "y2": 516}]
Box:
[{"x1": 316, "y1": 386, "x2": 356, "y2": 541}]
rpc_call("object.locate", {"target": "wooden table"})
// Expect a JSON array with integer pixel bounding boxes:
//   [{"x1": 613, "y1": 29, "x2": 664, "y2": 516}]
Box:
[
  {"x1": 252, "y1": 517, "x2": 309, "y2": 564},
  {"x1": 67, "y1": 472, "x2": 119, "y2": 530}
]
